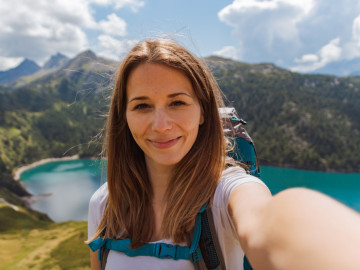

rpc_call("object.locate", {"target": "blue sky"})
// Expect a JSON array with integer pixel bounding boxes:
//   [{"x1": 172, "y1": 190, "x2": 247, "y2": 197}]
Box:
[{"x1": 1, "y1": 0, "x2": 360, "y2": 73}]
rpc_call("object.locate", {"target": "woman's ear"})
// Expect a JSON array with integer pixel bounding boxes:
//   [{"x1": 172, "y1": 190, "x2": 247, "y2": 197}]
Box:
[{"x1": 200, "y1": 113, "x2": 204, "y2": 125}]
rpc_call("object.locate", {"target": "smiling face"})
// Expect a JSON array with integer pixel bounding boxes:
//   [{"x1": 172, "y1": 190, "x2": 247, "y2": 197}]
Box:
[{"x1": 126, "y1": 63, "x2": 204, "y2": 171}]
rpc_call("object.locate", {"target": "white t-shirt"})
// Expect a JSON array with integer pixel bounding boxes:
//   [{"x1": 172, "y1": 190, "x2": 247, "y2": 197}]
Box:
[{"x1": 88, "y1": 166, "x2": 268, "y2": 270}]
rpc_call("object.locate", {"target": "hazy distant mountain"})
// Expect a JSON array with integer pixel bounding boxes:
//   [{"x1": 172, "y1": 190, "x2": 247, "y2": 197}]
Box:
[
  {"x1": 0, "y1": 59, "x2": 40, "y2": 85},
  {"x1": 43, "y1": 53, "x2": 69, "y2": 70},
  {"x1": 6, "y1": 50, "x2": 117, "y2": 88},
  {"x1": 43, "y1": 49, "x2": 117, "y2": 90},
  {"x1": 59, "y1": 50, "x2": 114, "y2": 74},
  {"x1": 310, "y1": 57, "x2": 360, "y2": 76}
]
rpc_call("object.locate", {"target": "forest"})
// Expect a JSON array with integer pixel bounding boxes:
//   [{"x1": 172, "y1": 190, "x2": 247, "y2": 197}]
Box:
[{"x1": 0, "y1": 52, "x2": 359, "y2": 203}]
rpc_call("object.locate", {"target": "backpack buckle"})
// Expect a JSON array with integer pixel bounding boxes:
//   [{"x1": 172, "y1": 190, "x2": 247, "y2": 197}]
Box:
[
  {"x1": 154, "y1": 243, "x2": 178, "y2": 259},
  {"x1": 190, "y1": 247, "x2": 203, "y2": 263}
]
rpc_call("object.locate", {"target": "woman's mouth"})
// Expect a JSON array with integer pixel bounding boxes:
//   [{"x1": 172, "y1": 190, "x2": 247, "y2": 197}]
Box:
[{"x1": 149, "y1": 137, "x2": 181, "y2": 149}]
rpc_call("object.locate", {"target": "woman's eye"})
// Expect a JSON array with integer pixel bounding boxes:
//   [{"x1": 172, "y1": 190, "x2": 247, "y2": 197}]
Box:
[
  {"x1": 133, "y1": 103, "x2": 151, "y2": 110},
  {"x1": 171, "y1": 100, "x2": 186, "y2": 107}
]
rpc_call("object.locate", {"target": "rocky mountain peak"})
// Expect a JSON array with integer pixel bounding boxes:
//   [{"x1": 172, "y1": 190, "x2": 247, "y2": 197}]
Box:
[{"x1": 43, "y1": 53, "x2": 69, "y2": 69}]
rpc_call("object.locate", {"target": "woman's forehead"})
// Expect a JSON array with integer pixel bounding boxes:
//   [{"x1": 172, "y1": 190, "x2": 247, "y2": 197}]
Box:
[{"x1": 126, "y1": 63, "x2": 196, "y2": 100}]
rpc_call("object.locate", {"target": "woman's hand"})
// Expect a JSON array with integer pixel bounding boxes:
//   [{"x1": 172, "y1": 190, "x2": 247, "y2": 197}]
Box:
[{"x1": 229, "y1": 184, "x2": 360, "y2": 270}]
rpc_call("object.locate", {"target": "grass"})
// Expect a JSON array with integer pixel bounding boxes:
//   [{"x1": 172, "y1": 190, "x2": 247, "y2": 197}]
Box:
[
  {"x1": 0, "y1": 203, "x2": 90, "y2": 270},
  {"x1": 0, "y1": 187, "x2": 27, "y2": 206},
  {"x1": 41, "y1": 223, "x2": 90, "y2": 270},
  {"x1": 8, "y1": 127, "x2": 21, "y2": 137},
  {"x1": 0, "y1": 203, "x2": 51, "y2": 232}
]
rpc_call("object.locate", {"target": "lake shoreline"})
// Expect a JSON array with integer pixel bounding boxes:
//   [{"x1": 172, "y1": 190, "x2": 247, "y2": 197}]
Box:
[
  {"x1": 15, "y1": 155, "x2": 101, "y2": 208},
  {"x1": 259, "y1": 160, "x2": 360, "y2": 174},
  {"x1": 20, "y1": 160, "x2": 360, "y2": 221},
  {"x1": 15, "y1": 156, "x2": 359, "y2": 182},
  {"x1": 14, "y1": 155, "x2": 81, "y2": 181}
]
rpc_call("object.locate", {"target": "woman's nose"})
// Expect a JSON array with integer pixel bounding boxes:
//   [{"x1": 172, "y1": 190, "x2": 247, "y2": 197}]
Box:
[{"x1": 152, "y1": 108, "x2": 172, "y2": 132}]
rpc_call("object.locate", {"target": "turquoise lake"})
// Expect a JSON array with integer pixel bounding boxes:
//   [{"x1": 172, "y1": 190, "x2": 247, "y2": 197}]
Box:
[{"x1": 20, "y1": 159, "x2": 360, "y2": 222}]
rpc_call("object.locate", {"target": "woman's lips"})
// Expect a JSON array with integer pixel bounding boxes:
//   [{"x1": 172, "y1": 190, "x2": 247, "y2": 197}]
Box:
[{"x1": 149, "y1": 137, "x2": 181, "y2": 149}]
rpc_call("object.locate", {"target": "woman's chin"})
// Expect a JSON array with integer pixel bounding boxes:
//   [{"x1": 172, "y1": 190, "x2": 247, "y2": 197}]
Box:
[{"x1": 145, "y1": 156, "x2": 182, "y2": 169}]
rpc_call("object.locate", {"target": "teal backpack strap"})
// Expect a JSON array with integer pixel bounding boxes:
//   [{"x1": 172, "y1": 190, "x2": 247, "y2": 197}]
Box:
[
  {"x1": 89, "y1": 237, "x2": 198, "y2": 261},
  {"x1": 196, "y1": 207, "x2": 226, "y2": 270},
  {"x1": 243, "y1": 255, "x2": 253, "y2": 270},
  {"x1": 89, "y1": 200, "x2": 253, "y2": 270},
  {"x1": 88, "y1": 203, "x2": 207, "y2": 263},
  {"x1": 197, "y1": 206, "x2": 253, "y2": 270}
]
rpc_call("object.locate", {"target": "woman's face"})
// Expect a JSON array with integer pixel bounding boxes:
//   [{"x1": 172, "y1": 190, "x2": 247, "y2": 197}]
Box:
[{"x1": 126, "y1": 63, "x2": 204, "y2": 170}]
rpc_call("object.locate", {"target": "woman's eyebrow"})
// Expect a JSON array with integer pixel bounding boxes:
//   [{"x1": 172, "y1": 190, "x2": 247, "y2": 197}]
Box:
[
  {"x1": 128, "y1": 96, "x2": 148, "y2": 103},
  {"x1": 129, "y1": 92, "x2": 192, "y2": 103},
  {"x1": 168, "y1": 92, "x2": 192, "y2": 98}
]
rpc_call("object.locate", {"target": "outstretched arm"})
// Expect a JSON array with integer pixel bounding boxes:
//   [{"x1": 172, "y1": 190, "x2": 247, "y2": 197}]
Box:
[
  {"x1": 229, "y1": 184, "x2": 360, "y2": 270},
  {"x1": 90, "y1": 250, "x2": 101, "y2": 270}
]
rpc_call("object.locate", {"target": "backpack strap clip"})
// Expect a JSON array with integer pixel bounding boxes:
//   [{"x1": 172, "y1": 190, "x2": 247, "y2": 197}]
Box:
[{"x1": 154, "y1": 242, "x2": 178, "y2": 259}]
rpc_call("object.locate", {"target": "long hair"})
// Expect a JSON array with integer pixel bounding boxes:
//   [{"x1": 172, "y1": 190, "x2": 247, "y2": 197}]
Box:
[{"x1": 91, "y1": 39, "x2": 226, "y2": 247}]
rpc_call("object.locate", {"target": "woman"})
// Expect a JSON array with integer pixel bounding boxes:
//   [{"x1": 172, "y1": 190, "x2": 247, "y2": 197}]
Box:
[{"x1": 88, "y1": 39, "x2": 360, "y2": 270}]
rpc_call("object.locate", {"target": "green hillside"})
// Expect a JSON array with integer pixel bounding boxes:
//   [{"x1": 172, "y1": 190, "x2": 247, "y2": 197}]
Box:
[
  {"x1": 0, "y1": 51, "x2": 114, "y2": 198},
  {"x1": 0, "y1": 51, "x2": 359, "y2": 269},
  {"x1": 0, "y1": 201, "x2": 90, "y2": 270},
  {"x1": 206, "y1": 57, "x2": 360, "y2": 172},
  {"x1": 0, "y1": 52, "x2": 359, "y2": 201}
]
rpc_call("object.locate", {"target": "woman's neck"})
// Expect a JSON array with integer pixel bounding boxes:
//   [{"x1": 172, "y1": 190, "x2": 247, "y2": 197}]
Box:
[
  {"x1": 146, "y1": 160, "x2": 174, "y2": 203},
  {"x1": 145, "y1": 160, "x2": 174, "y2": 241}
]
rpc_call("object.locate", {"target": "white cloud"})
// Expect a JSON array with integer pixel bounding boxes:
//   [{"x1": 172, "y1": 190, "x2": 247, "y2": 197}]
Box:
[
  {"x1": 96, "y1": 35, "x2": 138, "y2": 60},
  {"x1": 218, "y1": 0, "x2": 360, "y2": 72},
  {"x1": 218, "y1": 0, "x2": 316, "y2": 64},
  {"x1": 294, "y1": 54, "x2": 319, "y2": 63},
  {"x1": 219, "y1": 0, "x2": 314, "y2": 21},
  {"x1": 98, "y1": 13, "x2": 127, "y2": 37},
  {"x1": 343, "y1": 14, "x2": 360, "y2": 59},
  {"x1": 219, "y1": 0, "x2": 314, "y2": 42},
  {"x1": 213, "y1": 46, "x2": 240, "y2": 60},
  {"x1": 292, "y1": 38, "x2": 342, "y2": 72},
  {"x1": 0, "y1": 0, "x2": 90, "y2": 66},
  {"x1": 352, "y1": 15, "x2": 360, "y2": 44},
  {"x1": 320, "y1": 38, "x2": 342, "y2": 61},
  {"x1": 0, "y1": 56, "x2": 24, "y2": 71},
  {"x1": 90, "y1": 0, "x2": 144, "y2": 12},
  {"x1": 0, "y1": 0, "x2": 144, "y2": 70}
]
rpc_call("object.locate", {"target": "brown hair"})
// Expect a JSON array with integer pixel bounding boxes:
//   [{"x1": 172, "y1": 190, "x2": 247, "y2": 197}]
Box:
[{"x1": 92, "y1": 39, "x2": 226, "y2": 247}]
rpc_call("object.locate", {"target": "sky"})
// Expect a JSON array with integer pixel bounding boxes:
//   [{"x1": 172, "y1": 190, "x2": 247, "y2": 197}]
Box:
[{"x1": 1, "y1": 0, "x2": 360, "y2": 73}]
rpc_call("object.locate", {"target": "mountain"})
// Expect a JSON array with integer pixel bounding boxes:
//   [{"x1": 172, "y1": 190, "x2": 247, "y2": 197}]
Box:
[
  {"x1": 0, "y1": 52, "x2": 359, "y2": 268},
  {"x1": 43, "y1": 52, "x2": 69, "y2": 70},
  {"x1": 310, "y1": 57, "x2": 360, "y2": 76},
  {"x1": 205, "y1": 56, "x2": 360, "y2": 171},
  {"x1": 0, "y1": 52, "x2": 359, "y2": 214},
  {"x1": 9, "y1": 50, "x2": 117, "y2": 89},
  {"x1": 55, "y1": 49, "x2": 116, "y2": 83},
  {"x1": 0, "y1": 59, "x2": 40, "y2": 85}
]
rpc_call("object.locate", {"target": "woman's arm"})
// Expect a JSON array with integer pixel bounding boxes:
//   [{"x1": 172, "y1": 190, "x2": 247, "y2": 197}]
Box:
[
  {"x1": 90, "y1": 250, "x2": 101, "y2": 270},
  {"x1": 229, "y1": 184, "x2": 360, "y2": 270}
]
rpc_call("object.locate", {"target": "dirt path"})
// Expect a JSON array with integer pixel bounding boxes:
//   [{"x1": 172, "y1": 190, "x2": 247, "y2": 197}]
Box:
[{"x1": 1, "y1": 225, "x2": 81, "y2": 270}]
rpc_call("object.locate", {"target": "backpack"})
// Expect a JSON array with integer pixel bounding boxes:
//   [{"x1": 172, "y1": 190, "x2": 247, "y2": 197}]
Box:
[
  {"x1": 88, "y1": 107, "x2": 259, "y2": 270},
  {"x1": 219, "y1": 107, "x2": 260, "y2": 178}
]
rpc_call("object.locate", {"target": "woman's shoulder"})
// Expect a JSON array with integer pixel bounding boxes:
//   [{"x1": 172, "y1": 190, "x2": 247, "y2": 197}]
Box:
[
  {"x1": 90, "y1": 182, "x2": 108, "y2": 204},
  {"x1": 213, "y1": 166, "x2": 268, "y2": 207},
  {"x1": 88, "y1": 182, "x2": 108, "y2": 215},
  {"x1": 88, "y1": 182, "x2": 108, "y2": 239},
  {"x1": 219, "y1": 166, "x2": 266, "y2": 187},
  {"x1": 209, "y1": 166, "x2": 269, "y2": 256}
]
